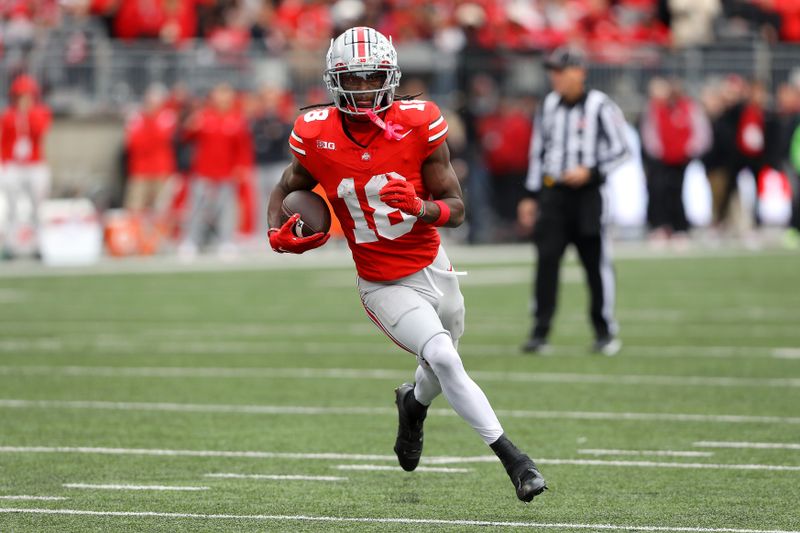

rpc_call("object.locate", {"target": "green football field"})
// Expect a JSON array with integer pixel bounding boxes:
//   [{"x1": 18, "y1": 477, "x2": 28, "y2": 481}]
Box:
[{"x1": 0, "y1": 247, "x2": 799, "y2": 532}]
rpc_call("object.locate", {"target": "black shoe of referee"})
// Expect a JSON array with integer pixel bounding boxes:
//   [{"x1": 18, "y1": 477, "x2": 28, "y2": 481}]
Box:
[{"x1": 393, "y1": 382, "x2": 428, "y2": 472}]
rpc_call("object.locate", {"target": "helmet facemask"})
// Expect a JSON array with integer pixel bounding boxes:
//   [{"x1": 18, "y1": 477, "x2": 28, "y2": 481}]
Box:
[{"x1": 323, "y1": 27, "x2": 402, "y2": 116}]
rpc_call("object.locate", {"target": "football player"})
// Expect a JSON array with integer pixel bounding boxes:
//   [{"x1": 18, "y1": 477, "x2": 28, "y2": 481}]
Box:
[{"x1": 266, "y1": 26, "x2": 546, "y2": 502}]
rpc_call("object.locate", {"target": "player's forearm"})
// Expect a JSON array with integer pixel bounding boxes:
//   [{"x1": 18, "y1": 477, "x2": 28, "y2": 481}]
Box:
[
  {"x1": 266, "y1": 169, "x2": 295, "y2": 229},
  {"x1": 418, "y1": 197, "x2": 464, "y2": 228}
]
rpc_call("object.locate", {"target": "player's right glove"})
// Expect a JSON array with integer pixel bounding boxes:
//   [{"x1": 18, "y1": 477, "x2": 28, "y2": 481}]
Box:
[
  {"x1": 379, "y1": 178, "x2": 425, "y2": 217},
  {"x1": 268, "y1": 213, "x2": 330, "y2": 254}
]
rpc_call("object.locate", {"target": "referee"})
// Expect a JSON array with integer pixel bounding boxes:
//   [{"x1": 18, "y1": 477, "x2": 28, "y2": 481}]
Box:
[{"x1": 518, "y1": 47, "x2": 630, "y2": 356}]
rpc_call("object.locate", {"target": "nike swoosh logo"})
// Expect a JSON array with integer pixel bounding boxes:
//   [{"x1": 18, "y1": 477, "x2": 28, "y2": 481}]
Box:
[{"x1": 398, "y1": 130, "x2": 412, "y2": 139}]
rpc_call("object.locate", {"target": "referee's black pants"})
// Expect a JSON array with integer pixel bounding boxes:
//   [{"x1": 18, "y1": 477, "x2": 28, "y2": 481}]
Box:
[{"x1": 531, "y1": 185, "x2": 617, "y2": 341}]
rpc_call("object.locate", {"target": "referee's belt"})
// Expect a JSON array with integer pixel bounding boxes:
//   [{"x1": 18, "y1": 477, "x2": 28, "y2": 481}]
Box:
[{"x1": 543, "y1": 175, "x2": 557, "y2": 187}]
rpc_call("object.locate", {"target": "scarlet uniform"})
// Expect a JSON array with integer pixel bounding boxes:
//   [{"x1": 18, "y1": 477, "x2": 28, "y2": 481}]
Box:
[
  {"x1": 0, "y1": 105, "x2": 51, "y2": 164},
  {"x1": 185, "y1": 107, "x2": 250, "y2": 181},
  {"x1": 126, "y1": 108, "x2": 177, "y2": 177},
  {"x1": 288, "y1": 100, "x2": 448, "y2": 281}
]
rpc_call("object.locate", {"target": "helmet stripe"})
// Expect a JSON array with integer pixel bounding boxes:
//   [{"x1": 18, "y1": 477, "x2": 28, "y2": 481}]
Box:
[{"x1": 357, "y1": 27, "x2": 366, "y2": 60}]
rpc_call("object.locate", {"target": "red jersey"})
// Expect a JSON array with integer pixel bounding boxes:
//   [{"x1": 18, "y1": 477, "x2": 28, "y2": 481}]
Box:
[
  {"x1": 289, "y1": 101, "x2": 449, "y2": 282},
  {"x1": 185, "y1": 107, "x2": 250, "y2": 181},
  {"x1": 126, "y1": 108, "x2": 177, "y2": 177},
  {"x1": 0, "y1": 104, "x2": 51, "y2": 164}
]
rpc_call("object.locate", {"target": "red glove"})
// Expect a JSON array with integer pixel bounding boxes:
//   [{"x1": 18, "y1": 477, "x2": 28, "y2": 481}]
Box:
[
  {"x1": 379, "y1": 178, "x2": 424, "y2": 217},
  {"x1": 268, "y1": 213, "x2": 330, "y2": 254}
]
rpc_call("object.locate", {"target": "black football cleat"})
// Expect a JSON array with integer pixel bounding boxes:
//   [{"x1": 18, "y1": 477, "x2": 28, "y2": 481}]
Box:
[
  {"x1": 393, "y1": 383, "x2": 427, "y2": 472},
  {"x1": 521, "y1": 336, "x2": 551, "y2": 354},
  {"x1": 508, "y1": 456, "x2": 547, "y2": 503}
]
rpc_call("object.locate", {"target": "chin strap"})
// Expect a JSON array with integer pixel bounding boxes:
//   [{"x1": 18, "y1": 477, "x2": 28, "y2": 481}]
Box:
[{"x1": 365, "y1": 108, "x2": 405, "y2": 140}]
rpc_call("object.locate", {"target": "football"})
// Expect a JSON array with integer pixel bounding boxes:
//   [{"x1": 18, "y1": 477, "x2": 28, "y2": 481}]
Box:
[{"x1": 280, "y1": 190, "x2": 332, "y2": 238}]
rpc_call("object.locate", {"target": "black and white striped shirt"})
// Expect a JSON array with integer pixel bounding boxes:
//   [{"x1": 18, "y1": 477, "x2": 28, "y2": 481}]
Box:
[{"x1": 526, "y1": 89, "x2": 630, "y2": 194}]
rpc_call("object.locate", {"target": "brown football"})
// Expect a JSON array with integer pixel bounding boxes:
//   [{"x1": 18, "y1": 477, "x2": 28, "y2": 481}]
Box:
[{"x1": 280, "y1": 190, "x2": 332, "y2": 237}]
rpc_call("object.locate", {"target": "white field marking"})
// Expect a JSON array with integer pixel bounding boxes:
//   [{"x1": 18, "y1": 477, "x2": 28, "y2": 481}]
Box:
[
  {"x1": 0, "y1": 508, "x2": 798, "y2": 533},
  {"x1": 577, "y1": 449, "x2": 714, "y2": 458},
  {"x1": 2, "y1": 400, "x2": 800, "y2": 425},
  {"x1": 0, "y1": 327, "x2": 797, "y2": 360},
  {"x1": 63, "y1": 483, "x2": 209, "y2": 491},
  {"x1": 2, "y1": 446, "x2": 799, "y2": 473},
  {"x1": 333, "y1": 464, "x2": 471, "y2": 473},
  {"x1": 205, "y1": 473, "x2": 346, "y2": 481},
  {"x1": 694, "y1": 441, "x2": 800, "y2": 451},
  {"x1": 537, "y1": 459, "x2": 800, "y2": 472},
  {"x1": 0, "y1": 446, "x2": 399, "y2": 461},
  {"x1": 0, "y1": 242, "x2": 791, "y2": 278},
  {"x1": 773, "y1": 348, "x2": 800, "y2": 360},
  {"x1": 0, "y1": 495, "x2": 67, "y2": 501},
  {"x1": 0, "y1": 289, "x2": 27, "y2": 302},
  {"x1": 2, "y1": 365, "x2": 798, "y2": 388}
]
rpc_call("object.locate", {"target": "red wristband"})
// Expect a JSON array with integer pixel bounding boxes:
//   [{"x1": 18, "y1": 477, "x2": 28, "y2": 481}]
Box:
[{"x1": 432, "y1": 200, "x2": 450, "y2": 227}]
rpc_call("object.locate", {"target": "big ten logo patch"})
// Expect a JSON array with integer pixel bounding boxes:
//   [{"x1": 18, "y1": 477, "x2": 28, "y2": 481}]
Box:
[{"x1": 316, "y1": 140, "x2": 336, "y2": 150}]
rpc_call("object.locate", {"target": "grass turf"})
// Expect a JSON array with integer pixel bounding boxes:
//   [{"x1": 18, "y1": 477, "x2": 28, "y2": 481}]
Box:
[{"x1": 0, "y1": 249, "x2": 799, "y2": 532}]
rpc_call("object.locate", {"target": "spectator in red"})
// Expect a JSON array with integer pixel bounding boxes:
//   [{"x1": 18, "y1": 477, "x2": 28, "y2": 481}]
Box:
[
  {"x1": 0, "y1": 74, "x2": 52, "y2": 257},
  {"x1": 124, "y1": 83, "x2": 177, "y2": 217},
  {"x1": 178, "y1": 83, "x2": 252, "y2": 260},
  {"x1": 113, "y1": 0, "x2": 209, "y2": 45},
  {"x1": 640, "y1": 77, "x2": 711, "y2": 242},
  {"x1": 476, "y1": 94, "x2": 534, "y2": 240},
  {"x1": 248, "y1": 83, "x2": 294, "y2": 235},
  {"x1": 274, "y1": 0, "x2": 332, "y2": 50}
]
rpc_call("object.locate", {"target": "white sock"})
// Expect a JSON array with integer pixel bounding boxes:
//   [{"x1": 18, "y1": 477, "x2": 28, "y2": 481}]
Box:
[{"x1": 421, "y1": 333, "x2": 504, "y2": 444}]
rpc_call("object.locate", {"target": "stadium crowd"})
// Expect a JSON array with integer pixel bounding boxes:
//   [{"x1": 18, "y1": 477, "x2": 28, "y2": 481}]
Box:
[
  {"x1": 4, "y1": 0, "x2": 800, "y2": 58},
  {"x1": 1, "y1": 0, "x2": 800, "y2": 260}
]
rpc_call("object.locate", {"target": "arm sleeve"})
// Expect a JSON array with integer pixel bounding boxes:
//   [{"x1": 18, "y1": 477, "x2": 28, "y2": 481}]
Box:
[
  {"x1": 597, "y1": 98, "x2": 631, "y2": 176},
  {"x1": 524, "y1": 107, "x2": 543, "y2": 197}
]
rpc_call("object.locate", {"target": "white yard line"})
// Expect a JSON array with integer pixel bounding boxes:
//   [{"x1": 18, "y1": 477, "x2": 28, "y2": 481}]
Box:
[
  {"x1": 0, "y1": 243, "x2": 783, "y2": 279},
  {"x1": 0, "y1": 495, "x2": 67, "y2": 501},
  {"x1": 2, "y1": 365, "x2": 798, "y2": 388},
  {"x1": 0, "y1": 508, "x2": 798, "y2": 533},
  {"x1": 537, "y1": 459, "x2": 800, "y2": 472},
  {"x1": 0, "y1": 446, "x2": 399, "y2": 461},
  {"x1": 694, "y1": 441, "x2": 800, "y2": 451},
  {"x1": 333, "y1": 465, "x2": 471, "y2": 473},
  {"x1": 577, "y1": 449, "x2": 714, "y2": 458},
  {"x1": 1, "y1": 446, "x2": 798, "y2": 473},
  {"x1": 771, "y1": 348, "x2": 800, "y2": 360},
  {"x1": 205, "y1": 473, "x2": 347, "y2": 481},
  {"x1": 1, "y1": 332, "x2": 798, "y2": 360},
  {"x1": 1, "y1": 399, "x2": 798, "y2": 425},
  {"x1": 63, "y1": 483, "x2": 209, "y2": 491}
]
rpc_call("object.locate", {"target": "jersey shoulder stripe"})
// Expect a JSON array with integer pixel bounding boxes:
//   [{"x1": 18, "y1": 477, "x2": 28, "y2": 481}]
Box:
[
  {"x1": 427, "y1": 112, "x2": 448, "y2": 144},
  {"x1": 288, "y1": 128, "x2": 306, "y2": 156}
]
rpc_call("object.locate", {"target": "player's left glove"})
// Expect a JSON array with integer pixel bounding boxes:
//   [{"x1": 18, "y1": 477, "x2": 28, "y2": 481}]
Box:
[{"x1": 379, "y1": 178, "x2": 424, "y2": 217}]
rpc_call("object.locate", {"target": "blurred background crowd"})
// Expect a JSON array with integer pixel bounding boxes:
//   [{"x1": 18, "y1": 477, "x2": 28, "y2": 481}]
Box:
[{"x1": 1, "y1": 0, "x2": 800, "y2": 262}]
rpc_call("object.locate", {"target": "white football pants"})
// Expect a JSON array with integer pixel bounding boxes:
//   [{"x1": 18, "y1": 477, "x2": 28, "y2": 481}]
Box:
[{"x1": 358, "y1": 246, "x2": 504, "y2": 444}]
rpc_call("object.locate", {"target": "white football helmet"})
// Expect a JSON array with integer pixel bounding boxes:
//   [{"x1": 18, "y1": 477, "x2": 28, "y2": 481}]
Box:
[{"x1": 324, "y1": 26, "x2": 401, "y2": 115}]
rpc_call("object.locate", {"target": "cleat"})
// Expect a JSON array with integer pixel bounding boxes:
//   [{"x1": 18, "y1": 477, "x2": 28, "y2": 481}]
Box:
[
  {"x1": 393, "y1": 383, "x2": 426, "y2": 472},
  {"x1": 508, "y1": 456, "x2": 547, "y2": 503},
  {"x1": 522, "y1": 336, "x2": 551, "y2": 354},
  {"x1": 592, "y1": 336, "x2": 621, "y2": 356}
]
